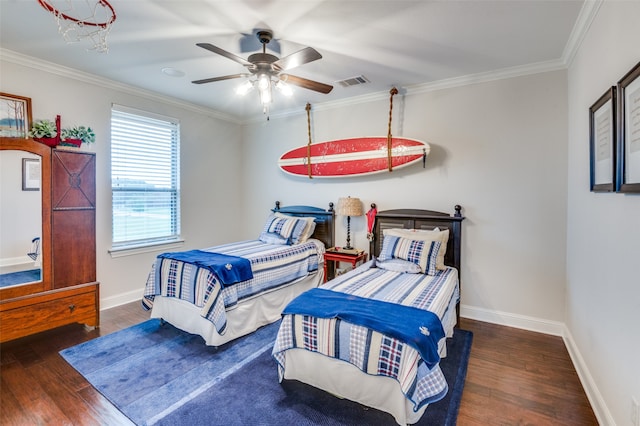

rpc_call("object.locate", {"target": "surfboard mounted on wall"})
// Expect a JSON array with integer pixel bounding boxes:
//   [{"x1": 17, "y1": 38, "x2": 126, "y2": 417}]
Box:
[{"x1": 278, "y1": 136, "x2": 430, "y2": 178}]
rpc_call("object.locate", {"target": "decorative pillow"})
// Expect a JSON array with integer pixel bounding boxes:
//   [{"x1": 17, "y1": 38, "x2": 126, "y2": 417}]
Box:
[
  {"x1": 275, "y1": 212, "x2": 316, "y2": 243},
  {"x1": 258, "y1": 232, "x2": 289, "y2": 245},
  {"x1": 383, "y1": 227, "x2": 449, "y2": 270},
  {"x1": 376, "y1": 258, "x2": 422, "y2": 274},
  {"x1": 378, "y1": 235, "x2": 441, "y2": 275},
  {"x1": 259, "y1": 214, "x2": 308, "y2": 245}
]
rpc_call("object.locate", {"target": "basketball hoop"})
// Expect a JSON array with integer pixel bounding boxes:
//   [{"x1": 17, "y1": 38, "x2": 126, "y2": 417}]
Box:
[{"x1": 38, "y1": 0, "x2": 117, "y2": 53}]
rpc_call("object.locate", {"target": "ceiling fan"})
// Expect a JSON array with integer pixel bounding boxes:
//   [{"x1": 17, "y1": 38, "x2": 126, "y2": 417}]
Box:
[{"x1": 192, "y1": 30, "x2": 334, "y2": 101}]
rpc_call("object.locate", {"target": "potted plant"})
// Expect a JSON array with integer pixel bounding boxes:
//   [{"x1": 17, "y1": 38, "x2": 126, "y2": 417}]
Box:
[
  {"x1": 61, "y1": 125, "x2": 95, "y2": 147},
  {"x1": 29, "y1": 119, "x2": 59, "y2": 147}
]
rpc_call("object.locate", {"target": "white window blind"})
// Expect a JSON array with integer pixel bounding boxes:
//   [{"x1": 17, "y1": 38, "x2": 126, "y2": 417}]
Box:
[{"x1": 111, "y1": 106, "x2": 180, "y2": 249}]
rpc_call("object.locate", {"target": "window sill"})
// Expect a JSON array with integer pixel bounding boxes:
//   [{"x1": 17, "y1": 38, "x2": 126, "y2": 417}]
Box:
[{"x1": 109, "y1": 239, "x2": 185, "y2": 258}]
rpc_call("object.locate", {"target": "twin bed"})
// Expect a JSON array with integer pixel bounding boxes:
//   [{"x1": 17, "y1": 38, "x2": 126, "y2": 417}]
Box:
[
  {"x1": 142, "y1": 202, "x2": 464, "y2": 425},
  {"x1": 142, "y1": 202, "x2": 335, "y2": 346}
]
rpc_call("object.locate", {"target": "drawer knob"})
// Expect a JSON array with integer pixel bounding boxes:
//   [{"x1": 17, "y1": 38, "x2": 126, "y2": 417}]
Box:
[{"x1": 69, "y1": 304, "x2": 76, "y2": 313}]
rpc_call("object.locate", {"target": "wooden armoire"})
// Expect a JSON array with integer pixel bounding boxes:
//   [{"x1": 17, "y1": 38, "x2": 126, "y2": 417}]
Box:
[{"x1": 0, "y1": 137, "x2": 99, "y2": 343}]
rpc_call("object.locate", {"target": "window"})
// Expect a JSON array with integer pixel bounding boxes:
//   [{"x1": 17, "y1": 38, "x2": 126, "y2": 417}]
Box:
[{"x1": 110, "y1": 105, "x2": 180, "y2": 251}]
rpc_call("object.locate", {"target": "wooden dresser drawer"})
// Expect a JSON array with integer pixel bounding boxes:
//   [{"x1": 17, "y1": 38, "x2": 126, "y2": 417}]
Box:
[{"x1": 0, "y1": 283, "x2": 99, "y2": 343}]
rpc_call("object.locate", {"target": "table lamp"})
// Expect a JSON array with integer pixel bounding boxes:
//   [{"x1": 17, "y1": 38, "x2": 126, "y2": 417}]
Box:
[{"x1": 336, "y1": 196, "x2": 363, "y2": 250}]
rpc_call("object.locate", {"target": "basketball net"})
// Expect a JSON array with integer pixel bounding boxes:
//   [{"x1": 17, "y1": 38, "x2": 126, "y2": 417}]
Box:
[{"x1": 38, "y1": 0, "x2": 117, "y2": 53}]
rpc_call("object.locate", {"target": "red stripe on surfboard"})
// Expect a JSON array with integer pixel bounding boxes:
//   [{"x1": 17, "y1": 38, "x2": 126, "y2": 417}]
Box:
[
  {"x1": 280, "y1": 137, "x2": 426, "y2": 159},
  {"x1": 280, "y1": 155, "x2": 423, "y2": 176}
]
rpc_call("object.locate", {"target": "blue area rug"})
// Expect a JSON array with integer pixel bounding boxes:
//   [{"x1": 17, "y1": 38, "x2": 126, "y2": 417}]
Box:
[
  {"x1": 0, "y1": 268, "x2": 40, "y2": 287},
  {"x1": 60, "y1": 319, "x2": 472, "y2": 425}
]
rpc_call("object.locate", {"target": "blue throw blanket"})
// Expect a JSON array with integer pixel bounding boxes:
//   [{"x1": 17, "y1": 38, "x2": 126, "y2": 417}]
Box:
[
  {"x1": 158, "y1": 250, "x2": 253, "y2": 286},
  {"x1": 282, "y1": 288, "x2": 445, "y2": 368}
]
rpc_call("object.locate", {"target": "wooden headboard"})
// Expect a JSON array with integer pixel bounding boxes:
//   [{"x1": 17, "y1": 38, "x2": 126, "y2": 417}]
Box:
[
  {"x1": 369, "y1": 205, "x2": 464, "y2": 270},
  {"x1": 273, "y1": 201, "x2": 335, "y2": 249},
  {"x1": 369, "y1": 205, "x2": 465, "y2": 321}
]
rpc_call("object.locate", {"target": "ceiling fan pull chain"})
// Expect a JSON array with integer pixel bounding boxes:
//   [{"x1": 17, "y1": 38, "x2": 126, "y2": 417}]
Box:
[
  {"x1": 387, "y1": 87, "x2": 398, "y2": 172},
  {"x1": 306, "y1": 103, "x2": 313, "y2": 179}
]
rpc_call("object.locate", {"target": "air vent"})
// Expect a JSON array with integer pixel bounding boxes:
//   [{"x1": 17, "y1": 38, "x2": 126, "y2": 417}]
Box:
[{"x1": 336, "y1": 75, "x2": 370, "y2": 87}]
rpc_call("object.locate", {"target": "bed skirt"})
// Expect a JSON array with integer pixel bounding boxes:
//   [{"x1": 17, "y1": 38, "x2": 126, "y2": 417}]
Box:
[{"x1": 150, "y1": 270, "x2": 323, "y2": 346}]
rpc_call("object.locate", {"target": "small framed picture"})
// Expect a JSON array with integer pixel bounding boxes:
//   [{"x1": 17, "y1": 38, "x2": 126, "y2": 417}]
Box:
[
  {"x1": 589, "y1": 87, "x2": 616, "y2": 192},
  {"x1": 616, "y1": 61, "x2": 640, "y2": 193},
  {"x1": 22, "y1": 158, "x2": 41, "y2": 191},
  {"x1": 0, "y1": 92, "x2": 32, "y2": 139}
]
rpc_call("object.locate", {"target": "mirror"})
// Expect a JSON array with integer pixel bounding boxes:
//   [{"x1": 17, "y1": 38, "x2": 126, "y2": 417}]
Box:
[{"x1": 0, "y1": 150, "x2": 42, "y2": 287}]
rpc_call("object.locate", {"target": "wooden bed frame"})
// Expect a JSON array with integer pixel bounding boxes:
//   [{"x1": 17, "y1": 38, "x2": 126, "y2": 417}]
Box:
[
  {"x1": 369, "y1": 205, "x2": 465, "y2": 323},
  {"x1": 273, "y1": 201, "x2": 335, "y2": 248}
]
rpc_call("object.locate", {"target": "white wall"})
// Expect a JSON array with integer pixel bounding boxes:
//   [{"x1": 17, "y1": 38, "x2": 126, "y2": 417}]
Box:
[
  {"x1": 566, "y1": 2, "x2": 640, "y2": 425},
  {"x1": 242, "y1": 70, "x2": 569, "y2": 327},
  {"x1": 0, "y1": 59, "x2": 243, "y2": 305}
]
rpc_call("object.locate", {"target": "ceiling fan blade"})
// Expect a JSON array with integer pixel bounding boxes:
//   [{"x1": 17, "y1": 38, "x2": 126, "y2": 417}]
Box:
[
  {"x1": 196, "y1": 43, "x2": 252, "y2": 67},
  {"x1": 281, "y1": 74, "x2": 333, "y2": 94},
  {"x1": 273, "y1": 47, "x2": 322, "y2": 71},
  {"x1": 192, "y1": 74, "x2": 249, "y2": 84}
]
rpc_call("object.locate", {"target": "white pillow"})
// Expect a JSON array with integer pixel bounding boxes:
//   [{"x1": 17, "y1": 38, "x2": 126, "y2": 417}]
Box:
[
  {"x1": 383, "y1": 227, "x2": 449, "y2": 270},
  {"x1": 377, "y1": 258, "x2": 422, "y2": 274},
  {"x1": 274, "y1": 212, "x2": 316, "y2": 244}
]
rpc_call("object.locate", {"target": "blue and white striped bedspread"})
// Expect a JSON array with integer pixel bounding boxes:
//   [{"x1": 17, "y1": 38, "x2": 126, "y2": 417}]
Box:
[
  {"x1": 142, "y1": 239, "x2": 323, "y2": 334},
  {"x1": 272, "y1": 261, "x2": 459, "y2": 411}
]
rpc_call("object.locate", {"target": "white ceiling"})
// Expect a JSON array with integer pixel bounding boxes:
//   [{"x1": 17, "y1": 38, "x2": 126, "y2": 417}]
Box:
[{"x1": 0, "y1": 0, "x2": 587, "y2": 121}]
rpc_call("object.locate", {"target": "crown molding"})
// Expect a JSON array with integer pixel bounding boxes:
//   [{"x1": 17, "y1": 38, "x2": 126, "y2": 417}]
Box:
[
  {"x1": 406, "y1": 59, "x2": 568, "y2": 95},
  {"x1": 0, "y1": 48, "x2": 241, "y2": 124},
  {"x1": 561, "y1": 0, "x2": 603, "y2": 67},
  {"x1": 251, "y1": 57, "x2": 568, "y2": 124}
]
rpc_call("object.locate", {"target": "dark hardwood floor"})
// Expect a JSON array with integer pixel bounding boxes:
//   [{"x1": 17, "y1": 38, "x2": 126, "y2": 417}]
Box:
[
  {"x1": 0, "y1": 302, "x2": 598, "y2": 425},
  {"x1": 458, "y1": 318, "x2": 598, "y2": 425}
]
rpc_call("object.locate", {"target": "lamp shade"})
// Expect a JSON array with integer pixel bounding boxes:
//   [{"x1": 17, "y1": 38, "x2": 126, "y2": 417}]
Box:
[{"x1": 337, "y1": 197, "x2": 363, "y2": 217}]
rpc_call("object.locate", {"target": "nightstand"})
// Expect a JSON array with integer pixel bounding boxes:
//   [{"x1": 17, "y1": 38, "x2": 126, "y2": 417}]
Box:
[{"x1": 323, "y1": 248, "x2": 368, "y2": 282}]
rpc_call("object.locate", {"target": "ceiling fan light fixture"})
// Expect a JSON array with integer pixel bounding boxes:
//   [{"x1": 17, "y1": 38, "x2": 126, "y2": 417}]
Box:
[
  {"x1": 236, "y1": 80, "x2": 254, "y2": 96},
  {"x1": 259, "y1": 85, "x2": 272, "y2": 105},
  {"x1": 257, "y1": 73, "x2": 273, "y2": 105},
  {"x1": 258, "y1": 74, "x2": 270, "y2": 90},
  {"x1": 275, "y1": 80, "x2": 293, "y2": 97}
]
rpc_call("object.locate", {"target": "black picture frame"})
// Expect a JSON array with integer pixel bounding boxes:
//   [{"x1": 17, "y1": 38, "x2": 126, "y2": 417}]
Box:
[
  {"x1": 616, "y1": 61, "x2": 640, "y2": 193},
  {"x1": 589, "y1": 87, "x2": 616, "y2": 192},
  {"x1": 22, "y1": 158, "x2": 40, "y2": 191}
]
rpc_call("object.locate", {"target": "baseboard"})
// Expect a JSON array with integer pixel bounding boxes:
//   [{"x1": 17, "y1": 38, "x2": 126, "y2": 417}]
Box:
[
  {"x1": 460, "y1": 304, "x2": 564, "y2": 336},
  {"x1": 100, "y1": 288, "x2": 143, "y2": 310},
  {"x1": 562, "y1": 325, "x2": 616, "y2": 426}
]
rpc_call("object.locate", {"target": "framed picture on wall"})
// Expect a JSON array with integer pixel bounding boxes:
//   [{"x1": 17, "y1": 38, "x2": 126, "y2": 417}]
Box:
[
  {"x1": 589, "y1": 87, "x2": 616, "y2": 192},
  {"x1": 616, "y1": 61, "x2": 640, "y2": 193},
  {"x1": 22, "y1": 158, "x2": 40, "y2": 191},
  {"x1": 0, "y1": 92, "x2": 32, "y2": 139}
]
